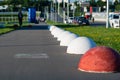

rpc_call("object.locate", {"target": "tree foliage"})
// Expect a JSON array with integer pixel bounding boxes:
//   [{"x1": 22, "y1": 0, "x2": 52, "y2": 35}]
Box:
[
  {"x1": 0, "y1": 0, "x2": 51, "y2": 11},
  {"x1": 115, "y1": 4, "x2": 120, "y2": 11},
  {"x1": 114, "y1": 0, "x2": 120, "y2": 11},
  {"x1": 96, "y1": 0, "x2": 106, "y2": 7},
  {"x1": 114, "y1": 0, "x2": 119, "y2": 5},
  {"x1": 90, "y1": 0, "x2": 97, "y2": 7}
]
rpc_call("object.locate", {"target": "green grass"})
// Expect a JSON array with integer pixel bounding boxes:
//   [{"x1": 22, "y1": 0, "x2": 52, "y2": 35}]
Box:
[
  {"x1": 47, "y1": 21, "x2": 120, "y2": 53},
  {"x1": 5, "y1": 22, "x2": 33, "y2": 27},
  {"x1": 0, "y1": 28, "x2": 15, "y2": 35},
  {"x1": 0, "y1": 22, "x2": 33, "y2": 35}
]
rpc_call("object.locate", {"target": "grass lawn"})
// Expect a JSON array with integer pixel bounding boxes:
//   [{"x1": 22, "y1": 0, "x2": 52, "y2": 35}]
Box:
[
  {"x1": 47, "y1": 21, "x2": 120, "y2": 53},
  {"x1": 0, "y1": 22, "x2": 33, "y2": 35},
  {"x1": 0, "y1": 28, "x2": 15, "y2": 35}
]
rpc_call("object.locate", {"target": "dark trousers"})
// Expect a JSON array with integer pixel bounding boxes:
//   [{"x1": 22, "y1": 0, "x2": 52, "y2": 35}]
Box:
[{"x1": 19, "y1": 18, "x2": 22, "y2": 26}]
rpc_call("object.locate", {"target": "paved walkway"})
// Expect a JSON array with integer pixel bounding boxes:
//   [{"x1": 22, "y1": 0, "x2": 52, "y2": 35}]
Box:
[{"x1": 0, "y1": 22, "x2": 120, "y2": 80}]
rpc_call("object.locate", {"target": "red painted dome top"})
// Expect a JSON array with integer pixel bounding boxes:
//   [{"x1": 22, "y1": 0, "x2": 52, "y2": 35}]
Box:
[{"x1": 78, "y1": 46, "x2": 120, "y2": 73}]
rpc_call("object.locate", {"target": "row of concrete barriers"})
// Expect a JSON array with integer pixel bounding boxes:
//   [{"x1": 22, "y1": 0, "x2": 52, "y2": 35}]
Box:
[{"x1": 48, "y1": 25, "x2": 120, "y2": 73}]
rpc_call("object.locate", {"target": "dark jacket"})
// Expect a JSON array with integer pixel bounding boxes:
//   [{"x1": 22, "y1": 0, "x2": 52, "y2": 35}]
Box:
[{"x1": 18, "y1": 11, "x2": 23, "y2": 19}]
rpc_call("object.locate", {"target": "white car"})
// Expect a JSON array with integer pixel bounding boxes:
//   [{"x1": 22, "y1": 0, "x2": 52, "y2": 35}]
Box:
[
  {"x1": 64, "y1": 17, "x2": 74, "y2": 24},
  {"x1": 67, "y1": 17, "x2": 74, "y2": 23},
  {"x1": 109, "y1": 13, "x2": 120, "y2": 28}
]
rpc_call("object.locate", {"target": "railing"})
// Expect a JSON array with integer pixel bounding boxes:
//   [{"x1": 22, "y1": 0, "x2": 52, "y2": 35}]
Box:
[
  {"x1": 0, "y1": 16, "x2": 28, "y2": 23},
  {"x1": 0, "y1": 12, "x2": 28, "y2": 24}
]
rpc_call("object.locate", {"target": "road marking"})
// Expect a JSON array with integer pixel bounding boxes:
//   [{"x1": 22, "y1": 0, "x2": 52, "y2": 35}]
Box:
[{"x1": 14, "y1": 53, "x2": 49, "y2": 59}]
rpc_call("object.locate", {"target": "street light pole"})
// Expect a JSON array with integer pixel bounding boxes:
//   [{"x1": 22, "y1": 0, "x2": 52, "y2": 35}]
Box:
[
  {"x1": 72, "y1": 3, "x2": 75, "y2": 19},
  {"x1": 50, "y1": 0, "x2": 52, "y2": 21},
  {"x1": 63, "y1": 0, "x2": 65, "y2": 23},
  {"x1": 58, "y1": 2, "x2": 60, "y2": 14},
  {"x1": 67, "y1": 0, "x2": 69, "y2": 19},
  {"x1": 55, "y1": 1, "x2": 57, "y2": 22},
  {"x1": 106, "y1": 0, "x2": 109, "y2": 28}
]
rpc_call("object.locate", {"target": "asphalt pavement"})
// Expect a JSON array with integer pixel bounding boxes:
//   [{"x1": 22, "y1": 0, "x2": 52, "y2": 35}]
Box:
[
  {"x1": 0, "y1": 22, "x2": 120, "y2": 80},
  {"x1": 89, "y1": 20, "x2": 106, "y2": 27}
]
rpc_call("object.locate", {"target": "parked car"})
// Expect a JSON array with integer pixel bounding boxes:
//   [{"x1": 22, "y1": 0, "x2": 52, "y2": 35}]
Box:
[
  {"x1": 67, "y1": 17, "x2": 74, "y2": 23},
  {"x1": 37, "y1": 13, "x2": 46, "y2": 22},
  {"x1": 77, "y1": 16, "x2": 90, "y2": 25},
  {"x1": 109, "y1": 13, "x2": 120, "y2": 28},
  {"x1": 64, "y1": 17, "x2": 74, "y2": 24},
  {"x1": 73, "y1": 16, "x2": 90, "y2": 25},
  {"x1": 64, "y1": 18, "x2": 68, "y2": 24}
]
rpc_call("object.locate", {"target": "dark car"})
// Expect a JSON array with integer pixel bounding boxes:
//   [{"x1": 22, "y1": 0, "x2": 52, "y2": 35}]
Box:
[{"x1": 73, "y1": 16, "x2": 90, "y2": 25}]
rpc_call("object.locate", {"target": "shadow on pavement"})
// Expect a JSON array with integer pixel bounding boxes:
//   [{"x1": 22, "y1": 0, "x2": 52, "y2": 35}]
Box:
[{"x1": 20, "y1": 23, "x2": 49, "y2": 30}]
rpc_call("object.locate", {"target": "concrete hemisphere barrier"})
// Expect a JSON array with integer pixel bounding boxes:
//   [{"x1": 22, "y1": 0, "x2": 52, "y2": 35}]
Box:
[
  {"x1": 51, "y1": 27, "x2": 60, "y2": 36},
  {"x1": 49, "y1": 25, "x2": 57, "y2": 32},
  {"x1": 57, "y1": 31, "x2": 71, "y2": 41},
  {"x1": 60, "y1": 33, "x2": 78, "y2": 46},
  {"x1": 78, "y1": 46, "x2": 120, "y2": 73},
  {"x1": 54, "y1": 29, "x2": 65, "y2": 38},
  {"x1": 67, "y1": 37, "x2": 96, "y2": 54}
]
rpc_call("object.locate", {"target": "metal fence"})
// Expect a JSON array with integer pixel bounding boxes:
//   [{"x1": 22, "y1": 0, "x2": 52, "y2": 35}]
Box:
[
  {"x1": 0, "y1": 16, "x2": 28, "y2": 23},
  {"x1": 0, "y1": 12, "x2": 28, "y2": 24}
]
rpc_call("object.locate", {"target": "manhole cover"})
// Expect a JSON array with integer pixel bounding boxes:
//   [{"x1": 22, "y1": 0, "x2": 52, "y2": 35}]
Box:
[{"x1": 14, "y1": 53, "x2": 49, "y2": 59}]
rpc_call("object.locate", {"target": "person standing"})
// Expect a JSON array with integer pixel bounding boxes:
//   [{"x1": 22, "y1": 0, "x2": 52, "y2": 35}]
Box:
[
  {"x1": 92, "y1": 17, "x2": 94, "y2": 23},
  {"x1": 18, "y1": 10, "x2": 23, "y2": 27}
]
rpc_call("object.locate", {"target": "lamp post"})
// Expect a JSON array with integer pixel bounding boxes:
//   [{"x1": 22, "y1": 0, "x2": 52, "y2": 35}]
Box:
[
  {"x1": 55, "y1": 0, "x2": 57, "y2": 22},
  {"x1": 57, "y1": 0, "x2": 62, "y2": 15},
  {"x1": 72, "y1": 3, "x2": 75, "y2": 19},
  {"x1": 50, "y1": 0, "x2": 52, "y2": 21},
  {"x1": 106, "y1": 0, "x2": 109, "y2": 28},
  {"x1": 58, "y1": 2, "x2": 60, "y2": 14},
  {"x1": 67, "y1": 0, "x2": 69, "y2": 19},
  {"x1": 63, "y1": 0, "x2": 65, "y2": 23}
]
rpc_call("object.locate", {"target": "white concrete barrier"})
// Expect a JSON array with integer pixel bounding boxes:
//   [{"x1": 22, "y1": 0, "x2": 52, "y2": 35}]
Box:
[
  {"x1": 60, "y1": 33, "x2": 78, "y2": 46},
  {"x1": 67, "y1": 37, "x2": 96, "y2": 54},
  {"x1": 51, "y1": 27, "x2": 59, "y2": 35},
  {"x1": 49, "y1": 25, "x2": 57, "y2": 32},
  {"x1": 53, "y1": 28, "x2": 65, "y2": 38},
  {"x1": 57, "y1": 31, "x2": 71, "y2": 41}
]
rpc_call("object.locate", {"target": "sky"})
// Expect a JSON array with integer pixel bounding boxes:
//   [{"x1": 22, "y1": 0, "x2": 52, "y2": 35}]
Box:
[{"x1": 70, "y1": 0, "x2": 75, "y2": 3}]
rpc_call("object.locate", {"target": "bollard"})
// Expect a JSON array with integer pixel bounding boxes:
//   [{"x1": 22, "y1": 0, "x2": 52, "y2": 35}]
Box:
[{"x1": 78, "y1": 46, "x2": 120, "y2": 73}]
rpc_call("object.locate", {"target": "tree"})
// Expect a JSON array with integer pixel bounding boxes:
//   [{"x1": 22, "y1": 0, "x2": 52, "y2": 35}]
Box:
[
  {"x1": 96, "y1": 0, "x2": 106, "y2": 7},
  {"x1": 114, "y1": 0, "x2": 120, "y2": 11},
  {"x1": 90, "y1": 0, "x2": 97, "y2": 7},
  {"x1": 0, "y1": 1, "x2": 7, "y2": 6},
  {"x1": 22, "y1": 0, "x2": 31, "y2": 8},
  {"x1": 114, "y1": 0, "x2": 119, "y2": 5},
  {"x1": 96, "y1": 0, "x2": 106, "y2": 11},
  {"x1": 5, "y1": 0, "x2": 22, "y2": 11},
  {"x1": 115, "y1": 3, "x2": 120, "y2": 11},
  {"x1": 1, "y1": 0, "x2": 51, "y2": 11}
]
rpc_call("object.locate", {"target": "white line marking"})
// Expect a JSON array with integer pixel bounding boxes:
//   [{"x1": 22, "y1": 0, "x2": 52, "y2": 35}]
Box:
[{"x1": 14, "y1": 53, "x2": 49, "y2": 59}]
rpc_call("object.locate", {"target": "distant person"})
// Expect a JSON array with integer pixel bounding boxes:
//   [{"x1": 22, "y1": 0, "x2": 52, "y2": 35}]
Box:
[
  {"x1": 92, "y1": 17, "x2": 94, "y2": 23},
  {"x1": 18, "y1": 10, "x2": 23, "y2": 27}
]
